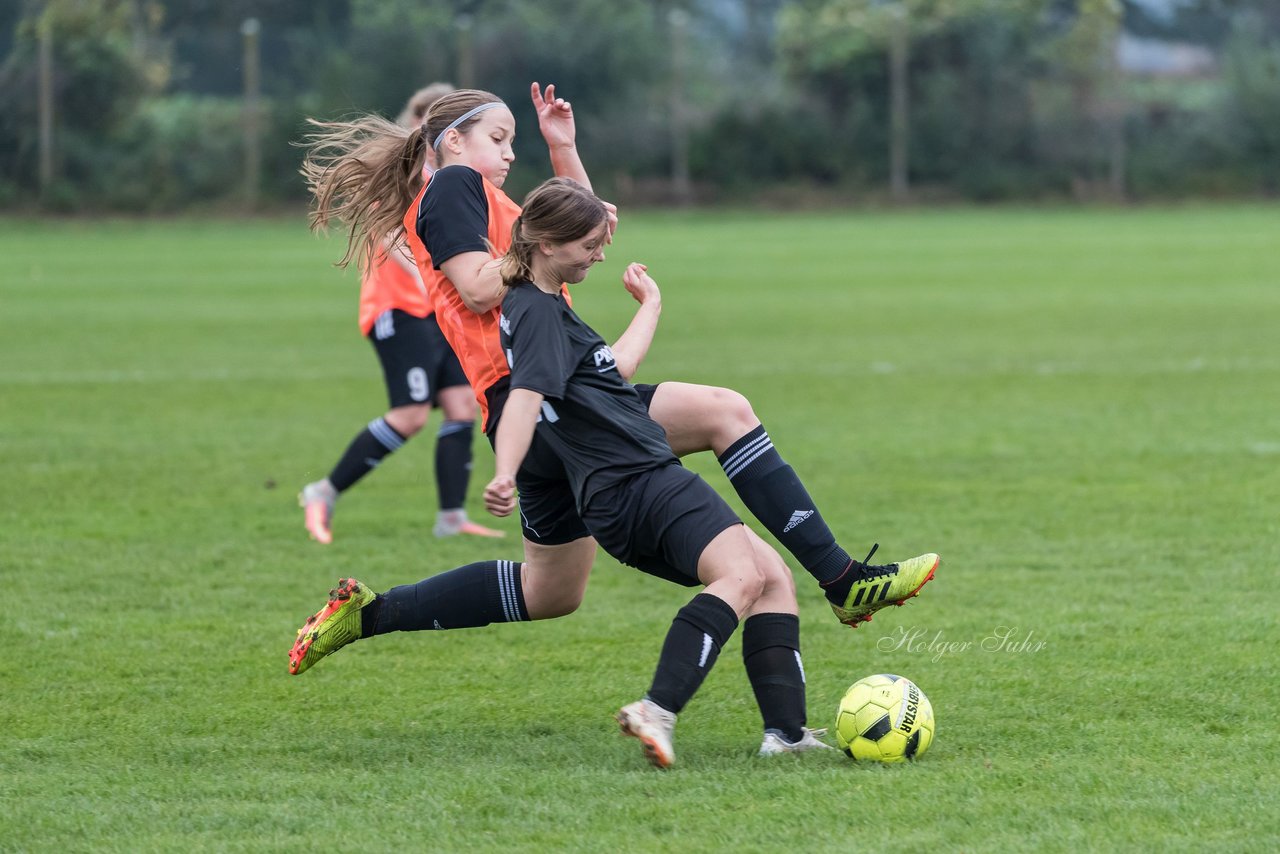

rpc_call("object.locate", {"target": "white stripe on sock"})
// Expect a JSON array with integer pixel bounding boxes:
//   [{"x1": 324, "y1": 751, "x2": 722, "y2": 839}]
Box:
[
  {"x1": 720, "y1": 432, "x2": 770, "y2": 472},
  {"x1": 438, "y1": 420, "x2": 472, "y2": 438},
  {"x1": 506, "y1": 560, "x2": 519, "y2": 622},
  {"x1": 722, "y1": 438, "x2": 774, "y2": 480},
  {"x1": 497, "y1": 561, "x2": 512, "y2": 622},
  {"x1": 367, "y1": 418, "x2": 405, "y2": 451},
  {"x1": 720, "y1": 433, "x2": 772, "y2": 480},
  {"x1": 698, "y1": 633, "x2": 713, "y2": 668},
  {"x1": 498, "y1": 560, "x2": 523, "y2": 622},
  {"x1": 794, "y1": 650, "x2": 806, "y2": 684}
]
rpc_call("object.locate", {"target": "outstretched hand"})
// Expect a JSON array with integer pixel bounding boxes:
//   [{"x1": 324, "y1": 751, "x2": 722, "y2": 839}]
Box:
[
  {"x1": 484, "y1": 474, "x2": 517, "y2": 517},
  {"x1": 531, "y1": 82, "x2": 576, "y2": 150},
  {"x1": 621, "y1": 262, "x2": 659, "y2": 305}
]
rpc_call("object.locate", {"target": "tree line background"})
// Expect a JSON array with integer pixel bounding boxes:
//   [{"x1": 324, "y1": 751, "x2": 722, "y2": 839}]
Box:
[{"x1": 2, "y1": 0, "x2": 1278, "y2": 212}]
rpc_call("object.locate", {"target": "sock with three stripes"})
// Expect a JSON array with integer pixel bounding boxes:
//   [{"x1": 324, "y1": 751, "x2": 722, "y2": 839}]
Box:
[
  {"x1": 362, "y1": 560, "x2": 527, "y2": 636},
  {"x1": 717, "y1": 426, "x2": 854, "y2": 600},
  {"x1": 328, "y1": 417, "x2": 407, "y2": 493}
]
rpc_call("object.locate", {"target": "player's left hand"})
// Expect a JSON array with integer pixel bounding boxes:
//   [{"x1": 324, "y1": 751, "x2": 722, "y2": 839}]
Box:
[
  {"x1": 484, "y1": 474, "x2": 517, "y2": 517},
  {"x1": 621, "y1": 262, "x2": 659, "y2": 305},
  {"x1": 531, "y1": 82, "x2": 576, "y2": 150}
]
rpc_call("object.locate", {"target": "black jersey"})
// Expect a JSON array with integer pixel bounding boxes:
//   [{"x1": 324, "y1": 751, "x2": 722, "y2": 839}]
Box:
[
  {"x1": 498, "y1": 281, "x2": 678, "y2": 508},
  {"x1": 416, "y1": 165, "x2": 491, "y2": 269}
]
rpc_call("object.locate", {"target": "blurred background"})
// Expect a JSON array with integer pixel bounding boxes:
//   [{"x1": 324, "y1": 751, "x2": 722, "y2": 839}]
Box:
[{"x1": 2, "y1": 0, "x2": 1278, "y2": 212}]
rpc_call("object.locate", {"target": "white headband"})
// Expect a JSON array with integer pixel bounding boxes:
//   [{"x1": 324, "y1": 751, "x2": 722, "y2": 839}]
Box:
[{"x1": 431, "y1": 102, "x2": 505, "y2": 152}]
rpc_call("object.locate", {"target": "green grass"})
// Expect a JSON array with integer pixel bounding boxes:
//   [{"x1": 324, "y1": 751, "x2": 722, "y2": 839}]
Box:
[{"x1": 2, "y1": 204, "x2": 1278, "y2": 852}]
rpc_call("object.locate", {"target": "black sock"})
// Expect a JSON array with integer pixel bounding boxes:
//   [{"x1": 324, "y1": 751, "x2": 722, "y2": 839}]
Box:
[
  {"x1": 329, "y1": 418, "x2": 407, "y2": 493},
  {"x1": 717, "y1": 426, "x2": 852, "y2": 592},
  {"x1": 742, "y1": 613, "x2": 807, "y2": 742},
  {"x1": 434, "y1": 420, "x2": 474, "y2": 511},
  {"x1": 646, "y1": 593, "x2": 739, "y2": 715},
  {"x1": 361, "y1": 560, "x2": 526, "y2": 636}
]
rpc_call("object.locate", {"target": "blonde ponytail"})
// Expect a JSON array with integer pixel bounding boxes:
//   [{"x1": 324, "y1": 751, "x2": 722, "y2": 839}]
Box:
[{"x1": 298, "y1": 115, "x2": 427, "y2": 272}]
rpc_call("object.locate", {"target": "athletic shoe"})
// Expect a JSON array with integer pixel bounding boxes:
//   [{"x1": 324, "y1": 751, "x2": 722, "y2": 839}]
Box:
[
  {"x1": 616, "y1": 699, "x2": 677, "y2": 769},
  {"x1": 433, "y1": 510, "x2": 505, "y2": 539},
  {"x1": 830, "y1": 545, "x2": 940, "y2": 629},
  {"x1": 299, "y1": 479, "x2": 338, "y2": 545},
  {"x1": 288, "y1": 578, "x2": 375, "y2": 675},
  {"x1": 758, "y1": 727, "x2": 836, "y2": 756}
]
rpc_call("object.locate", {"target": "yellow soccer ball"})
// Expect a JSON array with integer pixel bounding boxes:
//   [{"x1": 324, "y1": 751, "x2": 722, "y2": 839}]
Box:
[{"x1": 834, "y1": 674, "x2": 934, "y2": 762}]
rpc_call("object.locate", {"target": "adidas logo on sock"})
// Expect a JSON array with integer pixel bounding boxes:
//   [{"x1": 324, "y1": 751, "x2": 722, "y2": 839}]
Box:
[{"x1": 783, "y1": 509, "x2": 814, "y2": 533}]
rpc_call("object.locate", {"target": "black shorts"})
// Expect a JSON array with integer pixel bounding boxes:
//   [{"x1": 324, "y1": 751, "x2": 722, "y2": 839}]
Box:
[
  {"x1": 583, "y1": 466, "x2": 741, "y2": 587},
  {"x1": 369, "y1": 310, "x2": 468, "y2": 408},
  {"x1": 492, "y1": 382, "x2": 665, "y2": 548},
  {"x1": 512, "y1": 432, "x2": 592, "y2": 546},
  {"x1": 633, "y1": 382, "x2": 659, "y2": 409}
]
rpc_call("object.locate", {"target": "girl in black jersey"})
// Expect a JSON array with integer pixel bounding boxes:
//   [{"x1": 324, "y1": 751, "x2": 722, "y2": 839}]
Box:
[
  {"x1": 289, "y1": 179, "x2": 837, "y2": 767},
  {"x1": 487, "y1": 179, "x2": 836, "y2": 766}
]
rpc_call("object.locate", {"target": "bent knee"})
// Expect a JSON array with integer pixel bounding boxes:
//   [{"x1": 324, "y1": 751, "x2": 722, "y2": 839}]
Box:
[
  {"x1": 386, "y1": 404, "x2": 431, "y2": 436},
  {"x1": 761, "y1": 557, "x2": 797, "y2": 599},
  {"x1": 438, "y1": 389, "x2": 477, "y2": 422},
  {"x1": 522, "y1": 566, "x2": 588, "y2": 620},
  {"x1": 528, "y1": 588, "x2": 583, "y2": 620},
  {"x1": 737, "y1": 561, "x2": 767, "y2": 603},
  {"x1": 708, "y1": 388, "x2": 759, "y2": 446}
]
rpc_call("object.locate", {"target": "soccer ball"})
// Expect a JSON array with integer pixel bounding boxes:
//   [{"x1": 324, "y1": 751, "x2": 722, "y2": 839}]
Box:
[{"x1": 834, "y1": 674, "x2": 934, "y2": 762}]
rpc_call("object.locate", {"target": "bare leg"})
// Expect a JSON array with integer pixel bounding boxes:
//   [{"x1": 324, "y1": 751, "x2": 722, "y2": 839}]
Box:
[
  {"x1": 649, "y1": 381, "x2": 857, "y2": 593},
  {"x1": 646, "y1": 382, "x2": 759, "y2": 456},
  {"x1": 520, "y1": 536, "x2": 597, "y2": 619},
  {"x1": 383, "y1": 402, "x2": 431, "y2": 437}
]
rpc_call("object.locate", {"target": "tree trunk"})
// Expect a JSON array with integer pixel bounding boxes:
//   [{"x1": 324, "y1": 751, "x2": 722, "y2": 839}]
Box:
[
  {"x1": 38, "y1": 17, "x2": 54, "y2": 200},
  {"x1": 241, "y1": 18, "x2": 261, "y2": 212},
  {"x1": 888, "y1": 5, "x2": 910, "y2": 203}
]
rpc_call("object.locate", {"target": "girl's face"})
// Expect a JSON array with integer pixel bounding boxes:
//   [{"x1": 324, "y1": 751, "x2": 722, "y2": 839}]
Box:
[
  {"x1": 543, "y1": 220, "x2": 609, "y2": 285},
  {"x1": 443, "y1": 106, "x2": 516, "y2": 187}
]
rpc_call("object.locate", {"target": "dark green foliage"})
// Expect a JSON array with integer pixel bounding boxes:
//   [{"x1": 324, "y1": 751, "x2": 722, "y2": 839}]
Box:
[{"x1": 0, "y1": 0, "x2": 1278, "y2": 208}]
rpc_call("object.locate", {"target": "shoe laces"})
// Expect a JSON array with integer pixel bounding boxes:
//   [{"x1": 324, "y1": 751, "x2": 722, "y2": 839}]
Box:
[{"x1": 855, "y1": 543, "x2": 899, "y2": 580}]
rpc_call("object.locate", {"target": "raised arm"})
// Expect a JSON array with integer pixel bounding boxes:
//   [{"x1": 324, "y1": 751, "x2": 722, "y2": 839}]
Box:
[
  {"x1": 610, "y1": 263, "x2": 663, "y2": 382},
  {"x1": 531, "y1": 82, "x2": 618, "y2": 241},
  {"x1": 531, "y1": 82, "x2": 591, "y2": 190},
  {"x1": 483, "y1": 388, "x2": 545, "y2": 517}
]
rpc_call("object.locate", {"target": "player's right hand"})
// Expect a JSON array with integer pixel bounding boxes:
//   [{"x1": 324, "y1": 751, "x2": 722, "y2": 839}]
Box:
[{"x1": 484, "y1": 475, "x2": 517, "y2": 517}]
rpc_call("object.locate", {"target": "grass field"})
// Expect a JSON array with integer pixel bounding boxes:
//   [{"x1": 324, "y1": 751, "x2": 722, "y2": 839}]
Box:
[{"x1": 2, "y1": 204, "x2": 1278, "y2": 852}]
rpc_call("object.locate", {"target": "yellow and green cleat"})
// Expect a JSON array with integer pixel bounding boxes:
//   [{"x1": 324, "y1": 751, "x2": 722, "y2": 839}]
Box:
[
  {"x1": 288, "y1": 578, "x2": 376, "y2": 675},
  {"x1": 830, "y1": 546, "x2": 939, "y2": 629}
]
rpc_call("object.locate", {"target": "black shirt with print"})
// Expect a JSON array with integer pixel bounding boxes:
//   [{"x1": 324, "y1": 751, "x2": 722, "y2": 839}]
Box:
[{"x1": 497, "y1": 281, "x2": 677, "y2": 508}]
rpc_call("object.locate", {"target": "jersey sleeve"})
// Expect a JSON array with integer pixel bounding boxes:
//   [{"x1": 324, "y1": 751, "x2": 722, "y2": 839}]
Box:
[
  {"x1": 502, "y1": 289, "x2": 571, "y2": 401},
  {"x1": 418, "y1": 166, "x2": 490, "y2": 268}
]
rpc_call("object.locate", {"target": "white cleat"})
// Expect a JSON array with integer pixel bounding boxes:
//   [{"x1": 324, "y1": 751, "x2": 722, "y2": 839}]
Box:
[
  {"x1": 433, "y1": 509, "x2": 505, "y2": 539},
  {"x1": 299, "y1": 479, "x2": 338, "y2": 545},
  {"x1": 616, "y1": 699, "x2": 677, "y2": 769},
  {"x1": 758, "y1": 727, "x2": 836, "y2": 756}
]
